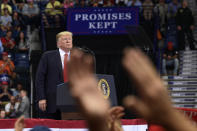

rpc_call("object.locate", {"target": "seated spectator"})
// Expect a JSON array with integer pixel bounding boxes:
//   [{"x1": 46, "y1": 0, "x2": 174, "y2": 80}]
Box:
[
  {"x1": 162, "y1": 42, "x2": 179, "y2": 75},
  {"x1": 103, "y1": 0, "x2": 114, "y2": 7},
  {"x1": 115, "y1": 0, "x2": 127, "y2": 6},
  {"x1": 5, "y1": 96, "x2": 19, "y2": 118},
  {"x1": 1, "y1": 31, "x2": 16, "y2": 52},
  {"x1": 142, "y1": 0, "x2": 154, "y2": 21},
  {"x1": 54, "y1": 15, "x2": 64, "y2": 28},
  {"x1": 16, "y1": 31, "x2": 29, "y2": 52},
  {"x1": 22, "y1": 0, "x2": 40, "y2": 28},
  {"x1": 127, "y1": 0, "x2": 142, "y2": 7},
  {"x1": 167, "y1": 0, "x2": 181, "y2": 20},
  {"x1": 0, "y1": 109, "x2": 7, "y2": 119},
  {"x1": 0, "y1": 81, "x2": 13, "y2": 102},
  {"x1": 12, "y1": 25, "x2": 22, "y2": 40},
  {"x1": 16, "y1": 89, "x2": 29, "y2": 118},
  {"x1": 1, "y1": 0, "x2": 13, "y2": 15},
  {"x1": 0, "y1": 52, "x2": 15, "y2": 77},
  {"x1": 154, "y1": 0, "x2": 168, "y2": 30},
  {"x1": 0, "y1": 25, "x2": 7, "y2": 37},
  {"x1": 42, "y1": 14, "x2": 50, "y2": 28},
  {"x1": 12, "y1": 82, "x2": 23, "y2": 99},
  {"x1": 0, "y1": 8, "x2": 12, "y2": 30},
  {"x1": 45, "y1": 0, "x2": 63, "y2": 16},
  {"x1": 12, "y1": 11, "x2": 24, "y2": 28},
  {"x1": 62, "y1": 0, "x2": 74, "y2": 15}
]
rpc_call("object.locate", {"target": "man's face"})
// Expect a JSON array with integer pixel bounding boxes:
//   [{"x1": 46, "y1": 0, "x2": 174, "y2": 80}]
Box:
[
  {"x1": 2, "y1": 55, "x2": 8, "y2": 61},
  {"x1": 0, "y1": 111, "x2": 5, "y2": 118},
  {"x1": 6, "y1": 31, "x2": 12, "y2": 38},
  {"x1": 57, "y1": 35, "x2": 73, "y2": 52},
  {"x1": 10, "y1": 96, "x2": 15, "y2": 104},
  {"x1": 2, "y1": 85, "x2": 8, "y2": 90},
  {"x1": 182, "y1": 1, "x2": 188, "y2": 7}
]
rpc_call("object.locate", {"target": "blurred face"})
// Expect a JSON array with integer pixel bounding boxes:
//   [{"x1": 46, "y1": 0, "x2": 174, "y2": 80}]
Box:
[
  {"x1": 182, "y1": 1, "x2": 188, "y2": 8},
  {"x1": 6, "y1": 31, "x2": 12, "y2": 38},
  {"x1": 1, "y1": 84, "x2": 8, "y2": 90},
  {"x1": 20, "y1": 32, "x2": 24, "y2": 39},
  {"x1": 13, "y1": 12, "x2": 18, "y2": 18},
  {"x1": 4, "y1": 9, "x2": 8, "y2": 15},
  {"x1": 0, "y1": 111, "x2": 6, "y2": 118},
  {"x1": 173, "y1": 0, "x2": 178, "y2": 4},
  {"x1": 57, "y1": 34, "x2": 73, "y2": 52},
  {"x1": 2, "y1": 55, "x2": 8, "y2": 61},
  {"x1": 17, "y1": 84, "x2": 23, "y2": 90},
  {"x1": 10, "y1": 96, "x2": 15, "y2": 104}
]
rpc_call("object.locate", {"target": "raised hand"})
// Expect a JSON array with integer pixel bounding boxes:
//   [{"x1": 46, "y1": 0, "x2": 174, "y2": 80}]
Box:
[
  {"x1": 68, "y1": 48, "x2": 110, "y2": 131},
  {"x1": 122, "y1": 48, "x2": 197, "y2": 131}
]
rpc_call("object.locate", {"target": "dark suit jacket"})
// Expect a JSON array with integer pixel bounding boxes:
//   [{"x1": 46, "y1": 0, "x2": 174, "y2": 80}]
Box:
[{"x1": 35, "y1": 50, "x2": 64, "y2": 113}]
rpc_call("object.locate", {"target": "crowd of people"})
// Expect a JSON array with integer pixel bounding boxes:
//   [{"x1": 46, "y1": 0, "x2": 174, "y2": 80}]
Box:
[
  {"x1": 0, "y1": 0, "x2": 34, "y2": 119},
  {"x1": 0, "y1": 0, "x2": 196, "y2": 122},
  {"x1": 37, "y1": 0, "x2": 196, "y2": 76}
]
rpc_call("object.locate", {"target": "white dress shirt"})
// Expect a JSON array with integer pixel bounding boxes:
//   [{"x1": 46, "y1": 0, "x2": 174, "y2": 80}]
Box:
[{"x1": 59, "y1": 48, "x2": 70, "y2": 69}]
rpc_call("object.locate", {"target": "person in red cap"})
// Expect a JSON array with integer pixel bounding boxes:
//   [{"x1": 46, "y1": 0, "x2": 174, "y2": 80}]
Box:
[
  {"x1": 0, "y1": 81, "x2": 13, "y2": 102},
  {"x1": 0, "y1": 52, "x2": 15, "y2": 77},
  {"x1": 162, "y1": 42, "x2": 179, "y2": 75}
]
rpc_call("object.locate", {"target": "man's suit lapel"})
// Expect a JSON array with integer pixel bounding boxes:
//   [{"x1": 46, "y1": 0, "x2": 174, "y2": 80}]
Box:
[{"x1": 55, "y1": 50, "x2": 64, "y2": 82}]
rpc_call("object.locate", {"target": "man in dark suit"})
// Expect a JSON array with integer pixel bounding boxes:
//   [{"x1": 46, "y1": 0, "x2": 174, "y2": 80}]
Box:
[{"x1": 35, "y1": 31, "x2": 73, "y2": 119}]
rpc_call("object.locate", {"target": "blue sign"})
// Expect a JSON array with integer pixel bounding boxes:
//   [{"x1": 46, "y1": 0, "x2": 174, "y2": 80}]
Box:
[{"x1": 67, "y1": 7, "x2": 139, "y2": 35}]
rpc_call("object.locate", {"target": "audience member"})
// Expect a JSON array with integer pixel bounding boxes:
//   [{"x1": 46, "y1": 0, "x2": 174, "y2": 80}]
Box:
[
  {"x1": 162, "y1": 42, "x2": 179, "y2": 75},
  {"x1": 167, "y1": 0, "x2": 180, "y2": 20},
  {"x1": 115, "y1": 0, "x2": 127, "y2": 6},
  {"x1": 142, "y1": 0, "x2": 154, "y2": 21},
  {"x1": 122, "y1": 48, "x2": 197, "y2": 131},
  {"x1": 0, "y1": 109, "x2": 7, "y2": 119},
  {"x1": 67, "y1": 48, "x2": 124, "y2": 131},
  {"x1": 0, "y1": 52, "x2": 15, "y2": 77},
  {"x1": 22, "y1": 0, "x2": 40, "y2": 28},
  {"x1": 154, "y1": 0, "x2": 168, "y2": 30},
  {"x1": 176, "y1": 0, "x2": 195, "y2": 50},
  {"x1": 0, "y1": 8, "x2": 13, "y2": 30},
  {"x1": 11, "y1": 11, "x2": 24, "y2": 29},
  {"x1": 17, "y1": 89, "x2": 30, "y2": 118},
  {"x1": 15, "y1": 31, "x2": 29, "y2": 52},
  {"x1": 1, "y1": 0, "x2": 13, "y2": 15},
  {"x1": 5, "y1": 96, "x2": 19, "y2": 118},
  {"x1": 12, "y1": 82, "x2": 23, "y2": 99},
  {"x1": 127, "y1": 0, "x2": 142, "y2": 7},
  {"x1": 0, "y1": 81, "x2": 13, "y2": 102},
  {"x1": 15, "y1": 116, "x2": 52, "y2": 131},
  {"x1": 1, "y1": 31, "x2": 16, "y2": 52},
  {"x1": 66, "y1": 48, "x2": 197, "y2": 131},
  {"x1": 45, "y1": 0, "x2": 63, "y2": 16},
  {"x1": 62, "y1": 0, "x2": 74, "y2": 14},
  {"x1": 103, "y1": 0, "x2": 114, "y2": 7},
  {"x1": 42, "y1": 14, "x2": 50, "y2": 28}
]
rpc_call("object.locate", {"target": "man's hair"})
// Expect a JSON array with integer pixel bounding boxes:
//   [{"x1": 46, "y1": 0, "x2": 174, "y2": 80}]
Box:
[{"x1": 56, "y1": 31, "x2": 72, "y2": 42}]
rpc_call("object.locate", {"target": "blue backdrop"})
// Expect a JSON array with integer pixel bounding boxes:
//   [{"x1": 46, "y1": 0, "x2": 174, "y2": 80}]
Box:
[{"x1": 67, "y1": 7, "x2": 139, "y2": 35}]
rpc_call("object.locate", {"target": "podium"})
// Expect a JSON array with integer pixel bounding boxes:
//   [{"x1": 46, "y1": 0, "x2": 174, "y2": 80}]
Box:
[{"x1": 56, "y1": 74, "x2": 118, "y2": 119}]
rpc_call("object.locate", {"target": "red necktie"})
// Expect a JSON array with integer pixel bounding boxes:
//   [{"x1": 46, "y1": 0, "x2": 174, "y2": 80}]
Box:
[{"x1": 63, "y1": 54, "x2": 68, "y2": 82}]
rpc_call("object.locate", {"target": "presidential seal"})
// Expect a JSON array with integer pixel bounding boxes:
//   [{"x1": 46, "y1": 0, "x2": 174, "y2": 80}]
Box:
[{"x1": 98, "y1": 79, "x2": 110, "y2": 99}]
